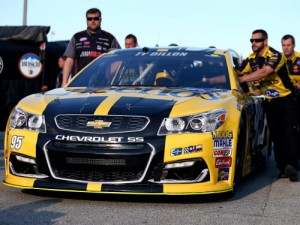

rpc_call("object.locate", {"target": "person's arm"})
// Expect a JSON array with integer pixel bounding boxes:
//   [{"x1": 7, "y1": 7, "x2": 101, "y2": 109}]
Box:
[
  {"x1": 208, "y1": 75, "x2": 226, "y2": 84},
  {"x1": 61, "y1": 57, "x2": 74, "y2": 87},
  {"x1": 238, "y1": 65, "x2": 274, "y2": 83}
]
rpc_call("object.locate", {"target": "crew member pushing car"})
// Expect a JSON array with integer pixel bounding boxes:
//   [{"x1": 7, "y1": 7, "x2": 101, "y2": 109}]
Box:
[
  {"x1": 281, "y1": 34, "x2": 300, "y2": 159},
  {"x1": 238, "y1": 29, "x2": 299, "y2": 181}
]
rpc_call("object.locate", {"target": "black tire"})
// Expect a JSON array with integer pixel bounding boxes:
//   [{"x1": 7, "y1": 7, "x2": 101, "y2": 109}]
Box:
[{"x1": 233, "y1": 117, "x2": 247, "y2": 195}]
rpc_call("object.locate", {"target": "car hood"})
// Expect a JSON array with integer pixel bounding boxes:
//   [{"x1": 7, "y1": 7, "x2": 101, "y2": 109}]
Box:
[{"x1": 18, "y1": 87, "x2": 235, "y2": 116}]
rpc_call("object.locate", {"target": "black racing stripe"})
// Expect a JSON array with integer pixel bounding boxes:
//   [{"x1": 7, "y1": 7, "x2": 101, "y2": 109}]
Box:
[
  {"x1": 43, "y1": 96, "x2": 108, "y2": 115},
  {"x1": 34, "y1": 179, "x2": 87, "y2": 191},
  {"x1": 101, "y1": 183, "x2": 163, "y2": 193},
  {"x1": 108, "y1": 96, "x2": 175, "y2": 117},
  {"x1": 42, "y1": 96, "x2": 107, "y2": 130}
]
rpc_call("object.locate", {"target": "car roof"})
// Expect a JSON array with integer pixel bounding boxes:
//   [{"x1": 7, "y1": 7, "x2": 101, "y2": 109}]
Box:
[{"x1": 109, "y1": 46, "x2": 229, "y2": 54}]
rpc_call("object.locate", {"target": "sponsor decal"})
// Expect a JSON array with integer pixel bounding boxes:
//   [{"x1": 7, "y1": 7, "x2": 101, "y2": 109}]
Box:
[
  {"x1": 84, "y1": 41, "x2": 90, "y2": 45},
  {"x1": 55, "y1": 135, "x2": 144, "y2": 143},
  {"x1": 86, "y1": 120, "x2": 111, "y2": 129},
  {"x1": 212, "y1": 131, "x2": 233, "y2": 157},
  {"x1": 264, "y1": 89, "x2": 280, "y2": 98},
  {"x1": 18, "y1": 53, "x2": 42, "y2": 79},
  {"x1": 215, "y1": 157, "x2": 232, "y2": 168},
  {"x1": 0, "y1": 57, "x2": 3, "y2": 74},
  {"x1": 293, "y1": 65, "x2": 299, "y2": 73},
  {"x1": 184, "y1": 145, "x2": 203, "y2": 154},
  {"x1": 135, "y1": 52, "x2": 188, "y2": 57},
  {"x1": 80, "y1": 37, "x2": 88, "y2": 41},
  {"x1": 213, "y1": 138, "x2": 232, "y2": 149},
  {"x1": 212, "y1": 130, "x2": 233, "y2": 139},
  {"x1": 10, "y1": 136, "x2": 24, "y2": 150},
  {"x1": 218, "y1": 168, "x2": 229, "y2": 181},
  {"x1": 171, "y1": 148, "x2": 182, "y2": 156},
  {"x1": 213, "y1": 149, "x2": 232, "y2": 157},
  {"x1": 112, "y1": 87, "x2": 228, "y2": 100},
  {"x1": 80, "y1": 51, "x2": 102, "y2": 58}
]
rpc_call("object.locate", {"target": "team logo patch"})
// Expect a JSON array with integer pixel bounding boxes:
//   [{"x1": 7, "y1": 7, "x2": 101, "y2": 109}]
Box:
[
  {"x1": 218, "y1": 168, "x2": 230, "y2": 181},
  {"x1": 265, "y1": 89, "x2": 280, "y2": 98},
  {"x1": 18, "y1": 53, "x2": 42, "y2": 79}
]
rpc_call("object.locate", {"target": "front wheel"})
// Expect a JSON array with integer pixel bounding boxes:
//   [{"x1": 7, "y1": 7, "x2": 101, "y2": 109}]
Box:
[{"x1": 233, "y1": 117, "x2": 247, "y2": 195}]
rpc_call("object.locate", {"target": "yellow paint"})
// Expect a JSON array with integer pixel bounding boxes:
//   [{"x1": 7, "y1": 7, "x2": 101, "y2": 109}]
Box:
[
  {"x1": 7, "y1": 130, "x2": 39, "y2": 158},
  {"x1": 163, "y1": 181, "x2": 233, "y2": 194},
  {"x1": 4, "y1": 174, "x2": 36, "y2": 187},
  {"x1": 94, "y1": 95, "x2": 121, "y2": 115},
  {"x1": 87, "y1": 183, "x2": 102, "y2": 192}
]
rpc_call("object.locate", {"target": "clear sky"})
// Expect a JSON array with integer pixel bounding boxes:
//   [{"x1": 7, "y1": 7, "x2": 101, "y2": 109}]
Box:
[{"x1": 1, "y1": 0, "x2": 300, "y2": 58}]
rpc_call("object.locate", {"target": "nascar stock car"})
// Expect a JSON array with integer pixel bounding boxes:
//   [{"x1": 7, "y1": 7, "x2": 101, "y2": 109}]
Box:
[{"x1": 3, "y1": 47, "x2": 269, "y2": 196}]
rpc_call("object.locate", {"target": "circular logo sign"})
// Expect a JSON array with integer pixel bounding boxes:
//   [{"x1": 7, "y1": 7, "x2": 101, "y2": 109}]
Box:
[
  {"x1": 0, "y1": 57, "x2": 3, "y2": 74},
  {"x1": 18, "y1": 53, "x2": 42, "y2": 79}
]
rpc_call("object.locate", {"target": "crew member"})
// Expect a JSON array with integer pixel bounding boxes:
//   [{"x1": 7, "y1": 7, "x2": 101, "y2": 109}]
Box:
[
  {"x1": 62, "y1": 8, "x2": 121, "y2": 86},
  {"x1": 239, "y1": 29, "x2": 299, "y2": 181}
]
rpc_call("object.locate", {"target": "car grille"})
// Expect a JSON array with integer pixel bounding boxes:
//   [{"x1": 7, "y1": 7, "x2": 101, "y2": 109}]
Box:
[
  {"x1": 44, "y1": 141, "x2": 154, "y2": 183},
  {"x1": 55, "y1": 115, "x2": 150, "y2": 134}
]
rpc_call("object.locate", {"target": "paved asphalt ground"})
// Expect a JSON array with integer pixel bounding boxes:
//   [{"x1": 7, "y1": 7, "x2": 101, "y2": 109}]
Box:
[{"x1": 0, "y1": 131, "x2": 300, "y2": 225}]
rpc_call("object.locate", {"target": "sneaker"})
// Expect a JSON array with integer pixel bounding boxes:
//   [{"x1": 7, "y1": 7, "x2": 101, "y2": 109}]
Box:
[{"x1": 284, "y1": 165, "x2": 298, "y2": 182}]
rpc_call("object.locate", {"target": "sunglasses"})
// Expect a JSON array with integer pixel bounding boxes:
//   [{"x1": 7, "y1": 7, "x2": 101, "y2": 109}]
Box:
[
  {"x1": 250, "y1": 38, "x2": 265, "y2": 43},
  {"x1": 87, "y1": 17, "x2": 100, "y2": 21}
]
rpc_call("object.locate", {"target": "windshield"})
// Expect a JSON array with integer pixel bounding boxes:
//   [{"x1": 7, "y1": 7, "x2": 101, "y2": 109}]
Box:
[{"x1": 69, "y1": 49, "x2": 230, "y2": 89}]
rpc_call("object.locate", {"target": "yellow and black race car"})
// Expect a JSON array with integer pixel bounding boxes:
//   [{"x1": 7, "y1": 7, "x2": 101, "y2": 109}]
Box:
[{"x1": 3, "y1": 47, "x2": 269, "y2": 196}]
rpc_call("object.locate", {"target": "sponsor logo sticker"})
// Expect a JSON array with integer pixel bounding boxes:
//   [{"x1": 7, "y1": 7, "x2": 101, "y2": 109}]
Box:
[
  {"x1": 171, "y1": 148, "x2": 182, "y2": 156},
  {"x1": 218, "y1": 168, "x2": 230, "y2": 181},
  {"x1": 213, "y1": 149, "x2": 232, "y2": 157},
  {"x1": 184, "y1": 145, "x2": 203, "y2": 154},
  {"x1": 212, "y1": 131, "x2": 233, "y2": 157},
  {"x1": 212, "y1": 130, "x2": 233, "y2": 139},
  {"x1": 215, "y1": 157, "x2": 232, "y2": 168},
  {"x1": 213, "y1": 138, "x2": 233, "y2": 149},
  {"x1": 18, "y1": 53, "x2": 42, "y2": 79}
]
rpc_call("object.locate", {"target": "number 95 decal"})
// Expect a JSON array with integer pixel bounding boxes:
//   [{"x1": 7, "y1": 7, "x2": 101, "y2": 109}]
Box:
[{"x1": 10, "y1": 136, "x2": 24, "y2": 150}]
